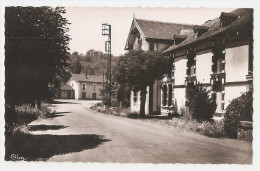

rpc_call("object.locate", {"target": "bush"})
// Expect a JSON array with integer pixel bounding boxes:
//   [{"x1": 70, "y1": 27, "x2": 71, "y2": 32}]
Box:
[
  {"x1": 224, "y1": 91, "x2": 253, "y2": 138},
  {"x1": 202, "y1": 120, "x2": 225, "y2": 138},
  {"x1": 186, "y1": 83, "x2": 217, "y2": 122},
  {"x1": 5, "y1": 104, "x2": 51, "y2": 136}
]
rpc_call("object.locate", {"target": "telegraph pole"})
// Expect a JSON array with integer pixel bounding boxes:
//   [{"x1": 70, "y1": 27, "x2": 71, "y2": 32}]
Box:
[{"x1": 102, "y1": 23, "x2": 112, "y2": 106}]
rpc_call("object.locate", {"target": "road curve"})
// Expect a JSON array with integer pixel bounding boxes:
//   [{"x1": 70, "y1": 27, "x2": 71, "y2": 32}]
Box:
[{"x1": 29, "y1": 99, "x2": 252, "y2": 163}]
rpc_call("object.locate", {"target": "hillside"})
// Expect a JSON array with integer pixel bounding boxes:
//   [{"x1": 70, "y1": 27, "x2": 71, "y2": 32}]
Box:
[{"x1": 68, "y1": 49, "x2": 118, "y2": 75}]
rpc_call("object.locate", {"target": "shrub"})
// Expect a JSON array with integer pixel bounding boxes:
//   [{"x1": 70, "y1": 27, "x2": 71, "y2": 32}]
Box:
[
  {"x1": 224, "y1": 91, "x2": 253, "y2": 138},
  {"x1": 5, "y1": 104, "x2": 51, "y2": 136},
  {"x1": 202, "y1": 120, "x2": 225, "y2": 138},
  {"x1": 186, "y1": 83, "x2": 217, "y2": 122}
]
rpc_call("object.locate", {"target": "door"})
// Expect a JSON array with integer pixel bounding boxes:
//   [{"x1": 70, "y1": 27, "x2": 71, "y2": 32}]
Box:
[{"x1": 82, "y1": 92, "x2": 86, "y2": 100}]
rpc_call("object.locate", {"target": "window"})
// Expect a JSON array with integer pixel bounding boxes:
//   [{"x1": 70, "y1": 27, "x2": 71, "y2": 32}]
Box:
[
  {"x1": 133, "y1": 91, "x2": 138, "y2": 103},
  {"x1": 82, "y1": 83, "x2": 86, "y2": 90},
  {"x1": 149, "y1": 43, "x2": 154, "y2": 51},
  {"x1": 213, "y1": 81, "x2": 222, "y2": 92},
  {"x1": 186, "y1": 48, "x2": 196, "y2": 76},
  {"x1": 168, "y1": 84, "x2": 172, "y2": 106},
  {"x1": 171, "y1": 64, "x2": 175, "y2": 78},
  {"x1": 221, "y1": 103, "x2": 225, "y2": 110},
  {"x1": 162, "y1": 84, "x2": 167, "y2": 106}
]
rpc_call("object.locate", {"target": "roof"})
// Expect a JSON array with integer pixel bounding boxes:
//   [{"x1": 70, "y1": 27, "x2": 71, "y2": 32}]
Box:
[
  {"x1": 134, "y1": 18, "x2": 194, "y2": 40},
  {"x1": 71, "y1": 74, "x2": 103, "y2": 83},
  {"x1": 163, "y1": 8, "x2": 253, "y2": 53},
  {"x1": 60, "y1": 84, "x2": 74, "y2": 91},
  {"x1": 124, "y1": 18, "x2": 194, "y2": 50}
]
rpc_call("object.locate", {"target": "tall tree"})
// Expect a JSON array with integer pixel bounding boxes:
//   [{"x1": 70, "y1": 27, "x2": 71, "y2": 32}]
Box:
[
  {"x1": 5, "y1": 7, "x2": 71, "y2": 107},
  {"x1": 115, "y1": 50, "x2": 172, "y2": 116}
]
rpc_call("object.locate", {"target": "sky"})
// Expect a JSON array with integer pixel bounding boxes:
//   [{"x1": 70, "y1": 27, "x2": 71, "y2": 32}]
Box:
[{"x1": 64, "y1": 7, "x2": 235, "y2": 56}]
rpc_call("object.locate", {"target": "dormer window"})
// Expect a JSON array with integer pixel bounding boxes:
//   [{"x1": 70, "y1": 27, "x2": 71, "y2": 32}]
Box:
[
  {"x1": 193, "y1": 25, "x2": 209, "y2": 37},
  {"x1": 173, "y1": 35, "x2": 187, "y2": 45},
  {"x1": 219, "y1": 12, "x2": 238, "y2": 27}
]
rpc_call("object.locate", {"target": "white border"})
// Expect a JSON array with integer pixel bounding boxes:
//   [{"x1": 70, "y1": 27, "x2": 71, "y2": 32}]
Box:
[{"x1": 0, "y1": 1, "x2": 259, "y2": 171}]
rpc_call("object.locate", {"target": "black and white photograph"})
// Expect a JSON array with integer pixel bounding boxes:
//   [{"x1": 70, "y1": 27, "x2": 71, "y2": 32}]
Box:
[{"x1": 0, "y1": 1, "x2": 260, "y2": 171}]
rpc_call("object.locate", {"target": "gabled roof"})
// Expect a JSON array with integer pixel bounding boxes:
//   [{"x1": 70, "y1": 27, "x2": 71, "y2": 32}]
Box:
[
  {"x1": 60, "y1": 84, "x2": 74, "y2": 91},
  {"x1": 163, "y1": 8, "x2": 253, "y2": 53},
  {"x1": 71, "y1": 74, "x2": 103, "y2": 83},
  {"x1": 134, "y1": 19, "x2": 194, "y2": 40},
  {"x1": 125, "y1": 18, "x2": 194, "y2": 50}
]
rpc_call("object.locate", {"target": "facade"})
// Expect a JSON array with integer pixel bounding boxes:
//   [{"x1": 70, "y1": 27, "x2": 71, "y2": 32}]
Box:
[
  {"x1": 125, "y1": 18, "x2": 194, "y2": 114},
  {"x1": 68, "y1": 74, "x2": 104, "y2": 100},
  {"x1": 162, "y1": 8, "x2": 253, "y2": 116},
  {"x1": 57, "y1": 84, "x2": 75, "y2": 99}
]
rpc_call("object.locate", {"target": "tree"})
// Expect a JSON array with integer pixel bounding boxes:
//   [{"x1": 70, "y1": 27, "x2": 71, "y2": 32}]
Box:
[
  {"x1": 71, "y1": 60, "x2": 82, "y2": 74},
  {"x1": 115, "y1": 50, "x2": 172, "y2": 116},
  {"x1": 5, "y1": 7, "x2": 71, "y2": 107},
  {"x1": 186, "y1": 83, "x2": 217, "y2": 122}
]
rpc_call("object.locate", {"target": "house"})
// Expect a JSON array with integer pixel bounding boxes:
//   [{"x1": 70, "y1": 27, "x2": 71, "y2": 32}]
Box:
[
  {"x1": 57, "y1": 84, "x2": 75, "y2": 99},
  {"x1": 162, "y1": 8, "x2": 253, "y2": 116},
  {"x1": 68, "y1": 73, "x2": 104, "y2": 100},
  {"x1": 124, "y1": 18, "x2": 194, "y2": 114}
]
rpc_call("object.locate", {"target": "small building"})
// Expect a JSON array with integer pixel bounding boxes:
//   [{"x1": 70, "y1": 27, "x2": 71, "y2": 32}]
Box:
[
  {"x1": 68, "y1": 73, "x2": 104, "y2": 100},
  {"x1": 124, "y1": 18, "x2": 194, "y2": 114},
  {"x1": 57, "y1": 84, "x2": 75, "y2": 99},
  {"x1": 162, "y1": 8, "x2": 253, "y2": 116}
]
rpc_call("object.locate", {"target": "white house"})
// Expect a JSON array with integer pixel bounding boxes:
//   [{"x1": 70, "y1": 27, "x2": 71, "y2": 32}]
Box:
[
  {"x1": 68, "y1": 73, "x2": 104, "y2": 100},
  {"x1": 124, "y1": 18, "x2": 194, "y2": 114},
  {"x1": 162, "y1": 8, "x2": 253, "y2": 116}
]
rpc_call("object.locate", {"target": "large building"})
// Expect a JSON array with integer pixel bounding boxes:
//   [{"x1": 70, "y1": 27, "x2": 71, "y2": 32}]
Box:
[
  {"x1": 67, "y1": 74, "x2": 104, "y2": 100},
  {"x1": 162, "y1": 8, "x2": 253, "y2": 116},
  {"x1": 125, "y1": 18, "x2": 194, "y2": 114},
  {"x1": 125, "y1": 8, "x2": 253, "y2": 116}
]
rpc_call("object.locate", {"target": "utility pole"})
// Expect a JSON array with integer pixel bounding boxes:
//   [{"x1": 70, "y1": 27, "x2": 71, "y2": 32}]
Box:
[{"x1": 102, "y1": 23, "x2": 112, "y2": 106}]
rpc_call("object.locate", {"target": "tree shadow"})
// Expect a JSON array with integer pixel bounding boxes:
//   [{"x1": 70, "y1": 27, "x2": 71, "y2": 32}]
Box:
[
  {"x1": 51, "y1": 101, "x2": 79, "y2": 104},
  {"x1": 27, "y1": 124, "x2": 68, "y2": 131},
  {"x1": 47, "y1": 112, "x2": 70, "y2": 118},
  {"x1": 127, "y1": 113, "x2": 172, "y2": 120},
  {"x1": 5, "y1": 134, "x2": 110, "y2": 161}
]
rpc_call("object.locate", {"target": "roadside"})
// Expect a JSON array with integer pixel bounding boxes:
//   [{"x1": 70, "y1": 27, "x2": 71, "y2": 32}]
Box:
[{"x1": 90, "y1": 102, "x2": 226, "y2": 138}]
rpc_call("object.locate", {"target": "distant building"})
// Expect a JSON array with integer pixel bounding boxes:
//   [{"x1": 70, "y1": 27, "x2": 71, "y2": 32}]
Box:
[
  {"x1": 125, "y1": 18, "x2": 194, "y2": 114},
  {"x1": 162, "y1": 8, "x2": 253, "y2": 116},
  {"x1": 67, "y1": 73, "x2": 103, "y2": 100},
  {"x1": 57, "y1": 84, "x2": 75, "y2": 99}
]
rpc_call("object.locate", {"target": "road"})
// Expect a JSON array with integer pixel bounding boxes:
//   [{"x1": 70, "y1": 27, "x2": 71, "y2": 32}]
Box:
[{"x1": 28, "y1": 99, "x2": 252, "y2": 163}]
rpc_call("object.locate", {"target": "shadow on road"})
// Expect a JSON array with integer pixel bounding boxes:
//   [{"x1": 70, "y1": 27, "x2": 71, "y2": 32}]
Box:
[
  {"x1": 5, "y1": 134, "x2": 110, "y2": 161},
  {"x1": 27, "y1": 124, "x2": 68, "y2": 131},
  {"x1": 51, "y1": 101, "x2": 79, "y2": 104},
  {"x1": 47, "y1": 112, "x2": 71, "y2": 118}
]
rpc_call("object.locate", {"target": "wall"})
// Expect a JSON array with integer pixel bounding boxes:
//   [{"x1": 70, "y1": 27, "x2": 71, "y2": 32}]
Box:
[
  {"x1": 152, "y1": 80, "x2": 161, "y2": 112},
  {"x1": 130, "y1": 87, "x2": 149, "y2": 115},
  {"x1": 174, "y1": 56, "x2": 187, "y2": 85},
  {"x1": 196, "y1": 50, "x2": 212, "y2": 84},
  {"x1": 225, "y1": 85, "x2": 247, "y2": 108},
  {"x1": 154, "y1": 43, "x2": 169, "y2": 52},
  {"x1": 225, "y1": 45, "x2": 249, "y2": 82},
  {"x1": 173, "y1": 88, "x2": 186, "y2": 113},
  {"x1": 69, "y1": 80, "x2": 79, "y2": 100},
  {"x1": 142, "y1": 40, "x2": 149, "y2": 51}
]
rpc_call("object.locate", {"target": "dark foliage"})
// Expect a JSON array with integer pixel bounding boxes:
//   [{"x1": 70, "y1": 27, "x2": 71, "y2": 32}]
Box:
[
  {"x1": 224, "y1": 91, "x2": 253, "y2": 138},
  {"x1": 114, "y1": 50, "x2": 172, "y2": 115},
  {"x1": 68, "y1": 49, "x2": 117, "y2": 75},
  {"x1": 186, "y1": 83, "x2": 217, "y2": 122},
  {"x1": 5, "y1": 7, "x2": 71, "y2": 106}
]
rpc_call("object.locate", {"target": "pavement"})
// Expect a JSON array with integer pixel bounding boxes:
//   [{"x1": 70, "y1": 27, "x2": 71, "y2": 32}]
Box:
[{"x1": 28, "y1": 99, "x2": 252, "y2": 163}]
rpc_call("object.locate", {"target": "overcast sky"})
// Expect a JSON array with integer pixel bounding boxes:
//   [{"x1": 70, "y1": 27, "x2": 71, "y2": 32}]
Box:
[{"x1": 64, "y1": 7, "x2": 235, "y2": 56}]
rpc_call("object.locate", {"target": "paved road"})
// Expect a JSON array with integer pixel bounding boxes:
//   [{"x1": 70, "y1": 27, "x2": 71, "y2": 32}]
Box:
[{"x1": 28, "y1": 99, "x2": 252, "y2": 163}]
